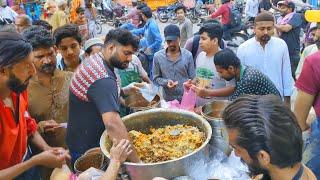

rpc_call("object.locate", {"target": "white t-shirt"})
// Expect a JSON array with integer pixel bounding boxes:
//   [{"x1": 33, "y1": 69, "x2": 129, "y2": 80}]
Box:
[{"x1": 195, "y1": 51, "x2": 235, "y2": 106}]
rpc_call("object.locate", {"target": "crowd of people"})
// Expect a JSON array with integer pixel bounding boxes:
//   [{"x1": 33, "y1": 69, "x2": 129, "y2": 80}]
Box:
[{"x1": 1, "y1": 0, "x2": 320, "y2": 179}]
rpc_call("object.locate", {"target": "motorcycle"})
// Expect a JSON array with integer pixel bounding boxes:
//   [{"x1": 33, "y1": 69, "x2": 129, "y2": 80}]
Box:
[
  {"x1": 156, "y1": 3, "x2": 179, "y2": 24},
  {"x1": 227, "y1": 22, "x2": 255, "y2": 51},
  {"x1": 186, "y1": 5, "x2": 209, "y2": 23},
  {"x1": 96, "y1": 3, "x2": 125, "y2": 26}
]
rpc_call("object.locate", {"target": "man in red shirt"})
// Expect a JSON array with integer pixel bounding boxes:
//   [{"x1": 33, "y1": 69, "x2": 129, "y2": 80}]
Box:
[
  {"x1": 205, "y1": 0, "x2": 232, "y2": 40},
  {"x1": 0, "y1": 32, "x2": 70, "y2": 180}
]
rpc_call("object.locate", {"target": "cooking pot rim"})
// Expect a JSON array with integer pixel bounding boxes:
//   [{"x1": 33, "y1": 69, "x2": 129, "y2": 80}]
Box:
[{"x1": 100, "y1": 108, "x2": 212, "y2": 166}]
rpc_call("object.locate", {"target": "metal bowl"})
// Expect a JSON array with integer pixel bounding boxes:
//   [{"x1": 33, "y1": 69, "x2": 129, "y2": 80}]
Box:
[
  {"x1": 100, "y1": 108, "x2": 212, "y2": 180},
  {"x1": 200, "y1": 100, "x2": 232, "y2": 156}
]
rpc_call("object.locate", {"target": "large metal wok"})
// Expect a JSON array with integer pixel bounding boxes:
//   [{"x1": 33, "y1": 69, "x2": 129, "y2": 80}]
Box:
[{"x1": 100, "y1": 108, "x2": 212, "y2": 180}]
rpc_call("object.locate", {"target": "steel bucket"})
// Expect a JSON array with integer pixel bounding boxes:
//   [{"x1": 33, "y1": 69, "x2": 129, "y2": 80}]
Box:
[
  {"x1": 100, "y1": 108, "x2": 212, "y2": 180},
  {"x1": 200, "y1": 100, "x2": 232, "y2": 156}
]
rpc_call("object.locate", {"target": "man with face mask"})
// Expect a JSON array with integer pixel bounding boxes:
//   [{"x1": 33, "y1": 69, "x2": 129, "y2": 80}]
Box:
[
  {"x1": 67, "y1": 28, "x2": 141, "y2": 165},
  {"x1": 213, "y1": 49, "x2": 280, "y2": 100},
  {"x1": 23, "y1": 25, "x2": 73, "y2": 180},
  {"x1": 0, "y1": 32, "x2": 70, "y2": 180},
  {"x1": 237, "y1": 12, "x2": 294, "y2": 107},
  {"x1": 0, "y1": 0, "x2": 18, "y2": 21},
  {"x1": 223, "y1": 95, "x2": 316, "y2": 180}
]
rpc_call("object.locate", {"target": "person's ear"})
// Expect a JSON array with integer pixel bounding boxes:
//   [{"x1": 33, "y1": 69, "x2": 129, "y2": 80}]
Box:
[{"x1": 257, "y1": 150, "x2": 271, "y2": 168}]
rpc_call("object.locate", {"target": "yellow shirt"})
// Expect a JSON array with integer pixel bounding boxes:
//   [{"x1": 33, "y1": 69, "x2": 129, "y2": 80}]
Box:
[{"x1": 50, "y1": 10, "x2": 69, "y2": 32}]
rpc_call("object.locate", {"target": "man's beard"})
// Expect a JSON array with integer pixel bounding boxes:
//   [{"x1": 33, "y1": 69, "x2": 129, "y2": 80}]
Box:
[
  {"x1": 259, "y1": 34, "x2": 271, "y2": 43},
  {"x1": 168, "y1": 46, "x2": 177, "y2": 52},
  {"x1": 39, "y1": 63, "x2": 56, "y2": 74},
  {"x1": 109, "y1": 53, "x2": 129, "y2": 70},
  {"x1": 7, "y1": 73, "x2": 32, "y2": 94},
  {"x1": 243, "y1": 159, "x2": 270, "y2": 180}
]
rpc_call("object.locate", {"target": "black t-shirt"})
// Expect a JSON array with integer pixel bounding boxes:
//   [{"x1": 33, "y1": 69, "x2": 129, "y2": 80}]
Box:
[
  {"x1": 66, "y1": 53, "x2": 120, "y2": 154},
  {"x1": 279, "y1": 13, "x2": 302, "y2": 60}
]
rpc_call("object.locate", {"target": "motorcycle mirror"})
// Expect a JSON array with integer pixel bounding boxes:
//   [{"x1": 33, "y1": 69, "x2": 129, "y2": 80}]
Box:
[{"x1": 305, "y1": 10, "x2": 320, "y2": 22}]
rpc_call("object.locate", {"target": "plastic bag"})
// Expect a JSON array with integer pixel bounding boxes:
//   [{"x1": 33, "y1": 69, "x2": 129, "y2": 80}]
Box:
[
  {"x1": 139, "y1": 83, "x2": 159, "y2": 102},
  {"x1": 180, "y1": 88, "x2": 196, "y2": 111}
]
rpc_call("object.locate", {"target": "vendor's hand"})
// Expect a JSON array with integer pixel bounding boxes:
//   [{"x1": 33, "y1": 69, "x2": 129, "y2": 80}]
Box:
[
  {"x1": 133, "y1": 82, "x2": 148, "y2": 88},
  {"x1": 167, "y1": 80, "x2": 178, "y2": 90},
  {"x1": 110, "y1": 139, "x2": 132, "y2": 163},
  {"x1": 31, "y1": 149, "x2": 69, "y2": 168},
  {"x1": 190, "y1": 85, "x2": 208, "y2": 98},
  {"x1": 122, "y1": 85, "x2": 140, "y2": 95}
]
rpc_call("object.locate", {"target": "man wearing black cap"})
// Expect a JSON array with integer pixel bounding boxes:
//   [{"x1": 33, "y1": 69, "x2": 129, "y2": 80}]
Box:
[
  {"x1": 153, "y1": 24, "x2": 195, "y2": 101},
  {"x1": 275, "y1": 0, "x2": 302, "y2": 79}
]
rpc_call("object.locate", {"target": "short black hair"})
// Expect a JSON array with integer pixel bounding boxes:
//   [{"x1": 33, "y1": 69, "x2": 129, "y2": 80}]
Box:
[
  {"x1": 175, "y1": 4, "x2": 186, "y2": 13},
  {"x1": 104, "y1": 28, "x2": 139, "y2": 51},
  {"x1": 222, "y1": 95, "x2": 303, "y2": 168},
  {"x1": 214, "y1": 49, "x2": 241, "y2": 69},
  {"x1": 76, "y1": 7, "x2": 85, "y2": 14},
  {"x1": 32, "y1": 20, "x2": 53, "y2": 31},
  {"x1": 140, "y1": 6, "x2": 152, "y2": 18},
  {"x1": 53, "y1": 24, "x2": 82, "y2": 46},
  {"x1": 22, "y1": 26, "x2": 54, "y2": 49},
  {"x1": 137, "y1": 3, "x2": 147, "y2": 10},
  {"x1": 199, "y1": 23, "x2": 223, "y2": 42}
]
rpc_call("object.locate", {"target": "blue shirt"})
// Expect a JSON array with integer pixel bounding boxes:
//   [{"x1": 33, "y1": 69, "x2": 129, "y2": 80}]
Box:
[{"x1": 131, "y1": 18, "x2": 162, "y2": 54}]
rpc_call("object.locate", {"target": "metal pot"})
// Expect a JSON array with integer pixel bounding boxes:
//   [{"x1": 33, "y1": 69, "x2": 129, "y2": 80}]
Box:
[
  {"x1": 100, "y1": 108, "x2": 212, "y2": 180},
  {"x1": 201, "y1": 100, "x2": 232, "y2": 156},
  {"x1": 124, "y1": 93, "x2": 160, "y2": 113}
]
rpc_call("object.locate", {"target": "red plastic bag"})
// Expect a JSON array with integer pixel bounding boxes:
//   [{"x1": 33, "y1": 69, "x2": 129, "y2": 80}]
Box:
[{"x1": 180, "y1": 88, "x2": 196, "y2": 111}]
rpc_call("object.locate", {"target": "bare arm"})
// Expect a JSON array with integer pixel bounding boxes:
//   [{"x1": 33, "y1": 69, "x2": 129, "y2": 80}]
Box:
[
  {"x1": 191, "y1": 85, "x2": 235, "y2": 97},
  {"x1": 0, "y1": 159, "x2": 35, "y2": 179},
  {"x1": 102, "y1": 112, "x2": 140, "y2": 162},
  {"x1": 29, "y1": 131, "x2": 51, "y2": 151},
  {"x1": 100, "y1": 139, "x2": 132, "y2": 180},
  {"x1": 275, "y1": 24, "x2": 293, "y2": 33},
  {"x1": 0, "y1": 150, "x2": 68, "y2": 179},
  {"x1": 294, "y1": 90, "x2": 315, "y2": 131}
]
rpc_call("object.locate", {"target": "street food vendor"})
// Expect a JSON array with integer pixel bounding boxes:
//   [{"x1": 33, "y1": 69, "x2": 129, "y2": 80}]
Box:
[
  {"x1": 67, "y1": 28, "x2": 141, "y2": 165},
  {"x1": 222, "y1": 95, "x2": 316, "y2": 179},
  {"x1": 0, "y1": 32, "x2": 70, "y2": 179}
]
